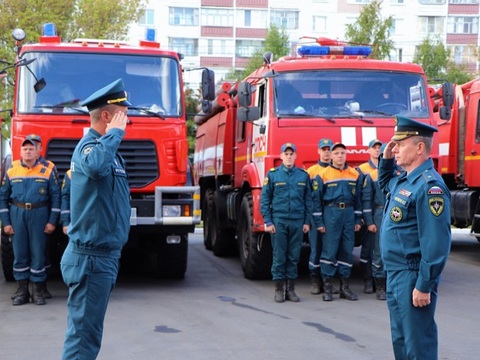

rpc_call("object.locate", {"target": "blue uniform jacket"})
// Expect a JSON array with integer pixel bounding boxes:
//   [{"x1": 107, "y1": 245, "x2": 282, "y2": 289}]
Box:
[
  {"x1": 68, "y1": 128, "x2": 130, "y2": 257},
  {"x1": 260, "y1": 165, "x2": 312, "y2": 226},
  {"x1": 60, "y1": 170, "x2": 71, "y2": 228},
  {"x1": 361, "y1": 170, "x2": 385, "y2": 226},
  {"x1": 312, "y1": 164, "x2": 363, "y2": 228},
  {"x1": 0, "y1": 159, "x2": 60, "y2": 226},
  {"x1": 378, "y1": 157, "x2": 451, "y2": 293}
]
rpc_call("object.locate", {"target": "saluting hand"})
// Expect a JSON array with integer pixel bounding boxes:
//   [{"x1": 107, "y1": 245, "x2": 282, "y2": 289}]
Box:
[
  {"x1": 382, "y1": 141, "x2": 396, "y2": 159},
  {"x1": 106, "y1": 110, "x2": 128, "y2": 133}
]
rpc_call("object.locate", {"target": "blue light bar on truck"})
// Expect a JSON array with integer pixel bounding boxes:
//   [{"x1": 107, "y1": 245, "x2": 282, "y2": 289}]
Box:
[
  {"x1": 298, "y1": 45, "x2": 372, "y2": 57},
  {"x1": 42, "y1": 23, "x2": 57, "y2": 36},
  {"x1": 145, "y1": 28, "x2": 156, "y2": 42}
]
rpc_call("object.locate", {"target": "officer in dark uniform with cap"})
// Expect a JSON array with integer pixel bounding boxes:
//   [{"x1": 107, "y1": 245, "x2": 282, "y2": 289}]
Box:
[
  {"x1": 0, "y1": 136, "x2": 60, "y2": 305},
  {"x1": 61, "y1": 78, "x2": 131, "y2": 360},
  {"x1": 261, "y1": 143, "x2": 312, "y2": 303},
  {"x1": 379, "y1": 115, "x2": 451, "y2": 360}
]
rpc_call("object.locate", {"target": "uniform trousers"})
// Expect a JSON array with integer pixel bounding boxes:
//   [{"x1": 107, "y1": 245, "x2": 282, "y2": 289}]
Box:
[
  {"x1": 386, "y1": 270, "x2": 438, "y2": 360},
  {"x1": 308, "y1": 215, "x2": 322, "y2": 274},
  {"x1": 11, "y1": 206, "x2": 49, "y2": 282},
  {"x1": 320, "y1": 206, "x2": 355, "y2": 278},
  {"x1": 271, "y1": 217, "x2": 304, "y2": 281},
  {"x1": 371, "y1": 207, "x2": 385, "y2": 278},
  {"x1": 61, "y1": 243, "x2": 119, "y2": 360}
]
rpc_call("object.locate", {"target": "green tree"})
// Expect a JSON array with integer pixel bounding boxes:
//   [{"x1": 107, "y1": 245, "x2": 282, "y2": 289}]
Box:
[
  {"x1": 344, "y1": 0, "x2": 394, "y2": 60},
  {"x1": 242, "y1": 25, "x2": 290, "y2": 78},
  {"x1": 185, "y1": 87, "x2": 201, "y2": 156}
]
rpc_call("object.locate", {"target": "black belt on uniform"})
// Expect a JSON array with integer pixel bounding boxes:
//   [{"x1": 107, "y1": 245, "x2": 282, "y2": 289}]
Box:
[
  {"x1": 323, "y1": 202, "x2": 353, "y2": 209},
  {"x1": 11, "y1": 200, "x2": 49, "y2": 210}
]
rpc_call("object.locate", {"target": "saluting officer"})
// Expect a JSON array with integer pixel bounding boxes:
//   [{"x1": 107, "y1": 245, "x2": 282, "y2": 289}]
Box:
[
  {"x1": 61, "y1": 78, "x2": 131, "y2": 359},
  {"x1": 312, "y1": 142, "x2": 362, "y2": 302},
  {"x1": 379, "y1": 115, "x2": 451, "y2": 360},
  {"x1": 0, "y1": 137, "x2": 60, "y2": 305},
  {"x1": 261, "y1": 143, "x2": 312, "y2": 303}
]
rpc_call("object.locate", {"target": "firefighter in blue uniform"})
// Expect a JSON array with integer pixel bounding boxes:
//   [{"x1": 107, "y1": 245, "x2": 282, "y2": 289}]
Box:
[
  {"x1": 306, "y1": 137, "x2": 333, "y2": 294},
  {"x1": 61, "y1": 78, "x2": 131, "y2": 360},
  {"x1": 0, "y1": 137, "x2": 60, "y2": 305},
  {"x1": 312, "y1": 142, "x2": 363, "y2": 301},
  {"x1": 261, "y1": 143, "x2": 312, "y2": 303},
  {"x1": 379, "y1": 115, "x2": 451, "y2": 360},
  {"x1": 60, "y1": 169, "x2": 71, "y2": 235}
]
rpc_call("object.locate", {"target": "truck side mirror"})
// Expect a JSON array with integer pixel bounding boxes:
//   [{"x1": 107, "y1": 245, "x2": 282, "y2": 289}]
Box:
[
  {"x1": 238, "y1": 82, "x2": 255, "y2": 107},
  {"x1": 201, "y1": 69, "x2": 215, "y2": 101},
  {"x1": 442, "y1": 82, "x2": 454, "y2": 108},
  {"x1": 439, "y1": 106, "x2": 451, "y2": 120}
]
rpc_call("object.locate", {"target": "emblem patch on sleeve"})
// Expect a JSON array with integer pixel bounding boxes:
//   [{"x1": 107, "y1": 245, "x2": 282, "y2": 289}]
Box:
[
  {"x1": 312, "y1": 180, "x2": 319, "y2": 191},
  {"x1": 428, "y1": 197, "x2": 444, "y2": 216},
  {"x1": 83, "y1": 146, "x2": 93, "y2": 155},
  {"x1": 428, "y1": 186, "x2": 444, "y2": 195},
  {"x1": 390, "y1": 206, "x2": 403, "y2": 222},
  {"x1": 263, "y1": 176, "x2": 269, "y2": 186}
]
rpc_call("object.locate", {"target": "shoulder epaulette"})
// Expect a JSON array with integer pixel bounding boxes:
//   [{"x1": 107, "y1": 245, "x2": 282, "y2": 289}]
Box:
[
  {"x1": 269, "y1": 168, "x2": 276, "y2": 172},
  {"x1": 421, "y1": 169, "x2": 442, "y2": 184}
]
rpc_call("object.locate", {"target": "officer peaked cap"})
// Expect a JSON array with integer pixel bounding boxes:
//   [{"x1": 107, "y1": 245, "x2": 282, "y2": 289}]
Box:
[
  {"x1": 80, "y1": 78, "x2": 132, "y2": 111},
  {"x1": 392, "y1": 115, "x2": 437, "y2": 141}
]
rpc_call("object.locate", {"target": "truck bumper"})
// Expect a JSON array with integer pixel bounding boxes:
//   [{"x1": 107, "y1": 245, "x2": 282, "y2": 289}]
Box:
[{"x1": 130, "y1": 186, "x2": 201, "y2": 226}]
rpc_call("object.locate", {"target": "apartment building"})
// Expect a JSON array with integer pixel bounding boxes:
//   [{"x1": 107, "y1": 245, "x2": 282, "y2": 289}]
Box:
[{"x1": 128, "y1": 0, "x2": 480, "y2": 87}]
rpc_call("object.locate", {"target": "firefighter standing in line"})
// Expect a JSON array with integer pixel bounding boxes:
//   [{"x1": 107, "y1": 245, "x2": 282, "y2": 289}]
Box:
[
  {"x1": 260, "y1": 143, "x2": 312, "y2": 303},
  {"x1": 361, "y1": 142, "x2": 388, "y2": 300},
  {"x1": 379, "y1": 116, "x2": 451, "y2": 360},
  {"x1": 307, "y1": 137, "x2": 333, "y2": 295},
  {"x1": 357, "y1": 138, "x2": 382, "y2": 294},
  {"x1": 312, "y1": 142, "x2": 362, "y2": 301},
  {"x1": 61, "y1": 78, "x2": 131, "y2": 359},
  {"x1": 0, "y1": 137, "x2": 60, "y2": 305}
]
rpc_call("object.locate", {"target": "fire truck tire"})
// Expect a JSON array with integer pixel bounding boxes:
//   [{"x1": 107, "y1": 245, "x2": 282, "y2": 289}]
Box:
[
  {"x1": 203, "y1": 189, "x2": 214, "y2": 250},
  {"x1": 156, "y1": 233, "x2": 188, "y2": 279},
  {"x1": 237, "y1": 193, "x2": 272, "y2": 280},
  {"x1": 1, "y1": 234, "x2": 14, "y2": 281},
  {"x1": 211, "y1": 198, "x2": 236, "y2": 257}
]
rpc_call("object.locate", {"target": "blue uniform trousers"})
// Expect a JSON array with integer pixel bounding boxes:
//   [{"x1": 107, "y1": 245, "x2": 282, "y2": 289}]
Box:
[
  {"x1": 320, "y1": 206, "x2": 355, "y2": 278},
  {"x1": 11, "y1": 206, "x2": 49, "y2": 282},
  {"x1": 372, "y1": 207, "x2": 385, "y2": 278},
  {"x1": 61, "y1": 243, "x2": 119, "y2": 360},
  {"x1": 308, "y1": 216, "x2": 322, "y2": 274},
  {"x1": 387, "y1": 270, "x2": 438, "y2": 360},
  {"x1": 359, "y1": 225, "x2": 373, "y2": 276},
  {"x1": 271, "y1": 217, "x2": 304, "y2": 281}
]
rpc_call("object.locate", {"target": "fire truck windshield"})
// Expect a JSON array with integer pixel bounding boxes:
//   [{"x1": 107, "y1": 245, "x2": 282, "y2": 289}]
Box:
[
  {"x1": 17, "y1": 52, "x2": 182, "y2": 118},
  {"x1": 274, "y1": 70, "x2": 429, "y2": 119}
]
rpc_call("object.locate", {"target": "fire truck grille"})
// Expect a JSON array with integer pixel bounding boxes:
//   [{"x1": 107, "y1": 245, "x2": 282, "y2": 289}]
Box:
[{"x1": 46, "y1": 139, "x2": 159, "y2": 188}]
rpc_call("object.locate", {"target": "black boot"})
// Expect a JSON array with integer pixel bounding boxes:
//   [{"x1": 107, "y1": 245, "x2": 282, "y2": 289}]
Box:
[
  {"x1": 274, "y1": 280, "x2": 285, "y2": 303},
  {"x1": 340, "y1": 278, "x2": 358, "y2": 301},
  {"x1": 363, "y1": 277, "x2": 374, "y2": 294},
  {"x1": 32, "y1": 282, "x2": 46, "y2": 305},
  {"x1": 360, "y1": 262, "x2": 374, "y2": 293},
  {"x1": 375, "y1": 277, "x2": 386, "y2": 300},
  {"x1": 310, "y1": 273, "x2": 321, "y2": 295},
  {"x1": 12, "y1": 280, "x2": 30, "y2": 306},
  {"x1": 322, "y1": 277, "x2": 333, "y2": 301},
  {"x1": 286, "y1": 279, "x2": 300, "y2": 302}
]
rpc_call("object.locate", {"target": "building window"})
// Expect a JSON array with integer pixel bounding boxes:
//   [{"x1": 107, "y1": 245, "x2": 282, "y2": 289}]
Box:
[
  {"x1": 207, "y1": 39, "x2": 234, "y2": 56},
  {"x1": 390, "y1": 0, "x2": 404, "y2": 3},
  {"x1": 418, "y1": 16, "x2": 445, "y2": 34},
  {"x1": 353, "y1": 0, "x2": 371, "y2": 3},
  {"x1": 449, "y1": 0, "x2": 479, "y2": 3},
  {"x1": 138, "y1": 9, "x2": 155, "y2": 26},
  {"x1": 419, "y1": 0, "x2": 446, "y2": 4},
  {"x1": 448, "y1": 16, "x2": 478, "y2": 34},
  {"x1": 390, "y1": 18, "x2": 403, "y2": 34},
  {"x1": 236, "y1": 9, "x2": 268, "y2": 28},
  {"x1": 270, "y1": 10, "x2": 299, "y2": 30},
  {"x1": 202, "y1": 8, "x2": 234, "y2": 27},
  {"x1": 236, "y1": 39, "x2": 264, "y2": 57},
  {"x1": 169, "y1": 38, "x2": 198, "y2": 56},
  {"x1": 169, "y1": 7, "x2": 199, "y2": 26},
  {"x1": 312, "y1": 16, "x2": 327, "y2": 32}
]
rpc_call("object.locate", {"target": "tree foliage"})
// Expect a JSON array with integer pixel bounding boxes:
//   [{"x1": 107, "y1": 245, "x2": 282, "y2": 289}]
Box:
[
  {"x1": 241, "y1": 25, "x2": 290, "y2": 78},
  {"x1": 344, "y1": 0, "x2": 394, "y2": 60},
  {"x1": 413, "y1": 37, "x2": 474, "y2": 84}
]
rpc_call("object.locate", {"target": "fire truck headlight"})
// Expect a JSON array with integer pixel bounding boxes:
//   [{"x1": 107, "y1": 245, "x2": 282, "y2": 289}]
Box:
[{"x1": 163, "y1": 205, "x2": 181, "y2": 217}]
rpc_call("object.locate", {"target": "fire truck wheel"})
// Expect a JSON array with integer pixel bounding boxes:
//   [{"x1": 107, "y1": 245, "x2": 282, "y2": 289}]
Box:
[
  {"x1": 237, "y1": 193, "x2": 272, "y2": 280},
  {"x1": 211, "y1": 195, "x2": 236, "y2": 257},
  {"x1": 203, "y1": 189, "x2": 214, "y2": 250},
  {"x1": 1, "y1": 234, "x2": 14, "y2": 281}
]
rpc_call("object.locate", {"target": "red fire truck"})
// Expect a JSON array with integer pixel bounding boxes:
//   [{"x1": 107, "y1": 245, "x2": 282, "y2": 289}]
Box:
[
  {"x1": 194, "y1": 39, "x2": 452, "y2": 279},
  {"x1": 0, "y1": 24, "x2": 202, "y2": 280},
  {"x1": 434, "y1": 79, "x2": 480, "y2": 239}
]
